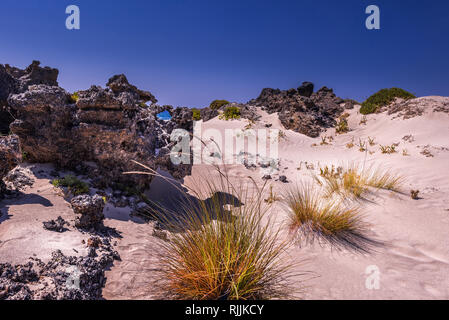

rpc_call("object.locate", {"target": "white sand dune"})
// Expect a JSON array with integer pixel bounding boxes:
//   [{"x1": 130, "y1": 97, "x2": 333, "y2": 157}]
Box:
[{"x1": 2, "y1": 97, "x2": 449, "y2": 299}]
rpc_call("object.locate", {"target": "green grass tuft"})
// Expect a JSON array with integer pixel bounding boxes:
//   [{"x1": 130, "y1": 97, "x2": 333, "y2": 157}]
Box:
[
  {"x1": 315, "y1": 164, "x2": 403, "y2": 199},
  {"x1": 127, "y1": 162, "x2": 294, "y2": 300},
  {"x1": 52, "y1": 175, "x2": 90, "y2": 195},
  {"x1": 285, "y1": 184, "x2": 373, "y2": 252}
]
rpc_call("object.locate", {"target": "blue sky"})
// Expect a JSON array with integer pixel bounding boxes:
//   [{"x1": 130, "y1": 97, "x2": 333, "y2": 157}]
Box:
[{"x1": 1, "y1": 0, "x2": 448, "y2": 107}]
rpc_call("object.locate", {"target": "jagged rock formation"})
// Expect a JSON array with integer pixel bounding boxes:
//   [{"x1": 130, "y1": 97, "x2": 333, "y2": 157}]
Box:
[
  {"x1": 0, "y1": 135, "x2": 21, "y2": 196},
  {"x1": 1, "y1": 61, "x2": 59, "y2": 134},
  {"x1": 71, "y1": 195, "x2": 105, "y2": 229},
  {"x1": 248, "y1": 84, "x2": 351, "y2": 137},
  {"x1": 4, "y1": 62, "x2": 192, "y2": 189}
]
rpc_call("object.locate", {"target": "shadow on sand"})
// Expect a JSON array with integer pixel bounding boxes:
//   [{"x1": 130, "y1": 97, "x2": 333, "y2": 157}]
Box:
[
  {"x1": 0, "y1": 192, "x2": 53, "y2": 224},
  {"x1": 142, "y1": 170, "x2": 243, "y2": 233}
]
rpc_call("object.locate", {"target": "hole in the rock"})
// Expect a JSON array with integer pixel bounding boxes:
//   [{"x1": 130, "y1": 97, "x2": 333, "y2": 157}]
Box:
[{"x1": 156, "y1": 110, "x2": 172, "y2": 121}]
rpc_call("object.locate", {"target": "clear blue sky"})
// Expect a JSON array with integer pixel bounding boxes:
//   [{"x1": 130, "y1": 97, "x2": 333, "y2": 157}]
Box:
[{"x1": 1, "y1": 0, "x2": 448, "y2": 107}]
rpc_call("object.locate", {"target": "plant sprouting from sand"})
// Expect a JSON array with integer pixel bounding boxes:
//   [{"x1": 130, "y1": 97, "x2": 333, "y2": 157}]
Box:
[
  {"x1": 126, "y1": 161, "x2": 295, "y2": 300},
  {"x1": 380, "y1": 144, "x2": 398, "y2": 154},
  {"x1": 335, "y1": 117, "x2": 349, "y2": 134},
  {"x1": 357, "y1": 139, "x2": 367, "y2": 152},
  {"x1": 264, "y1": 185, "x2": 281, "y2": 204},
  {"x1": 346, "y1": 137, "x2": 355, "y2": 149},
  {"x1": 52, "y1": 175, "x2": 90, "y2": 195},
  {"x1": 314, "y1": 164, "x2": 403, "y2": 199},
  {"x1": 359, "y1": 115, "x2": 367, "y2": 125},
  {"x1": 285, "y1": 184, "x2": 375, "y2": 252}
]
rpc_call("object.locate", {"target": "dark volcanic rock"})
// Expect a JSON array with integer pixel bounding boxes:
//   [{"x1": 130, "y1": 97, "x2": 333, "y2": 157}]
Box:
[
  {"x1": 200, "y1": 107, "x2": 219, "y2": 122},
  {"x1": 1, "y1": 61, "x2": 59, "y2": 135},
  {"x1": 5, "y1": 60, "x2": 58, "y2": 93},
  {"x1": 297, "y1": 81, "x2": 314, "y2": 98},
  {"x1": 71, "y1": 195, "x2": 105, "y2": 229},
  {"x1": 6, "y1": 69, "x2": 192, "y2": 189},
  {"x1": 0, "y1": 135, "x2": 21, "y2": 196},
  {"x1": 248, "y1": 83, "x2": 345, "y2": 137},
  {"x1": 43, "y1": 216, "x2": 69, "y2": 233},
  {"x1": 0, "y1": 239, "x2": 119, "y2": 300}
]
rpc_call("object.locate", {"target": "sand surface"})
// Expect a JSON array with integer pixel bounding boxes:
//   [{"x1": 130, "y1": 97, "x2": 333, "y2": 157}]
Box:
[{"x1": 2, "y1": 96, "x2": 449, "y2": 299}]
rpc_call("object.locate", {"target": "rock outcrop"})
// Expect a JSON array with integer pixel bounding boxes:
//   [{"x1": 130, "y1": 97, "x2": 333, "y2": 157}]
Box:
[
  {"x1": 0, "y1": 135, "x2": 21, "y2": 195},
  {"x1": 4, "y1": 63, "x2": 192, "y2": 189},
  {"x1": 0, "y1": 61, "x2": 59, "y2": 134},
  {"x1": 71, "y1": 195, "x2": 105, "y2": 229},
  {"x1": 248, "y1": 83, "x2": 349, "y2": 137}
]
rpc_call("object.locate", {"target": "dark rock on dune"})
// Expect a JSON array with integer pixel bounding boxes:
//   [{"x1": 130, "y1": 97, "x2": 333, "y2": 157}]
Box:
[
  {"x1": 5, "y1": 64, "x2": 192, "y2": 189},
  {"x1": 71, "y1": 195, "x2": 105, "y2": 229},
  {"x1": 106, "y1": 74, "x2": 157, "y2": 104},
  {"x1": 0, "y1": 135, "x2": 21, "y2": 196},
  {"x1": 297, "y1": 81, "x2": 314, "y2": 98},
  {"x1": 0, "y1": 61, "x2": 58, "y2": 135},
  {"x1": 5, "y1": 60, "x2": 58, "y2": 92},
  {"x1": 249, "y1": 83, "x2": 345, "y2": 137},
  {"x1": 43, "y1": 216, "x2": 69, "y2": 233},
  {"x1": 0, "y1": 239, "x2": 119, "y2": 300},
  {"x1": 200, "y1": 107, "x2": 219, "y2": 122}
]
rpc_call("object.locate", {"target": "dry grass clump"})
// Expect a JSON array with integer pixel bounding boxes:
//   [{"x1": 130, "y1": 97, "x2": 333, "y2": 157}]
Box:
[
  {"x1": 357, "y1": 139, "x2": 367, "y2": 152},
  {"x1": 335, "y1": 118, "x2": 349, "y2": 134},
  {"x1": 264, "y1": 185, "x2": 281, "y2": 204},
  {"x1": 346, "y1": 137, "x2": 355, "y2": 149},
  {"x1": 285, "y1": 184, "x2": 374, "y2": 252},
  {"x1": 380, "y1": 144, "x2": 398, "y2": 154},
  {"x1": 127, "y1": 162, "x2": 293, "y2": 300},
  {"x1": 315, "y1": 164, "x2": 403, "y2": 199}
]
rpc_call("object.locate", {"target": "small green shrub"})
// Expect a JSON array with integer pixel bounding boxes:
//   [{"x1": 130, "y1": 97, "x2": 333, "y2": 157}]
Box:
[
  {"x1": 192, "y1": 108, "x2": 201, "y2": 121},
  {"x1": 52, "y1": 175, "x2": 90, "y2": 195},
  {"x1": 69, "y1": 92, "x2": 79, "y2": 104},
  {"x1": 220, "y1": 106, "x2": 241, "y2": 120},
  {"x1": 360, "y1": 88, "x2": 416, "y2": 115},
  {"x1": 209, "y1": 100, "x2": 230, "y2": 110}
]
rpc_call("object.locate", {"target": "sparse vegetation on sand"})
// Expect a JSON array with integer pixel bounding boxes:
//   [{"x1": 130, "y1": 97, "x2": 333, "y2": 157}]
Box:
[
  {"x1": 360, "y1": 88, "x2": 416, "y2": 115},
  {"x1": 127, "y1": 162, "x2": 293, "y2": 300},
  {"x1": 209, "y1": 99, "x2": 230, "y2": 110},
  {"x1": 315, "y1": 164, "x2": 403, "y2": 199},
  {"x1": 380, "y1": 144, "x2": 398, "y2": 154},
  {"x1": 335, "y1": 116, "x2": 349, "y2": 134},
  {"x1": 359, "y1": 115, "x2": 367, "y2": 125},
  {"x1": 346, "y1": 137, "x2": 355, "y2": 149},
  {"x1": 285, "y1": 184, "x2": 374, "y2": 252},
  {"x1": 410, "y1": 190, "x2": 420, "y2": 200},
  {"x1": 219, "y1": 106, "x2": 241, "y2": 120},
  {"x1": 52, "y1": 175, "x2": 90, "y2": 195},
  {"x1": 264, "y1": 185, "x2": 281, "y2": 204}
]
